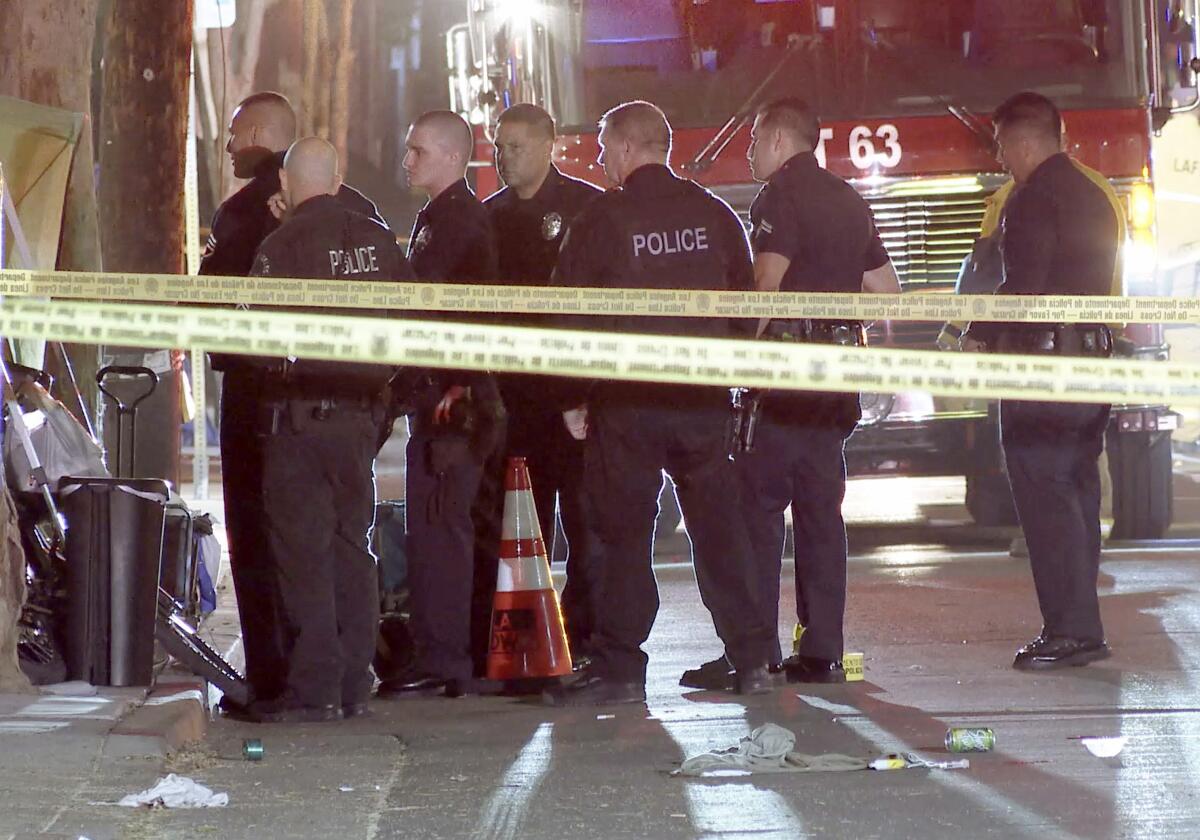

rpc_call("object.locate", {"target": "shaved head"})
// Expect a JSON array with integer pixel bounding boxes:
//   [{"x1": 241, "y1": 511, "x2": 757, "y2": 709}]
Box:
[
  {"x1": 227, "y1": 91, "x2": 298, "y2": 178},
  {"x1": 280, "y1": 137, "x2": 340, "y2": 208},
  {"x1": 414, "y1": 110, "x2": 474, "y2": 161},
  {"x1": 404, "y1": 110, "x2": 475, "y2": 198}
]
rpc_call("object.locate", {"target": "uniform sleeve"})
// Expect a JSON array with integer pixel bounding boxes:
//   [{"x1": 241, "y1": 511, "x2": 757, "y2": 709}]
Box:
[
  {"x1": 547, "y1": 204, "x2": 617, "y2": 408},
  {"x1": 863, "y1": 217, "x2": 890, "y2": 272},
  {"x1": 720, "y1": 209, "x2": 758, "y2": 338},
  {"x1": 200, "y1": 203, "x2": 266, "y2": 277},
  {"x1": 996, "y1": 186, "x2": 1055, "y2": 296},
  {"x1": 550, "y1": 204, "x2": 617, "y2": 290},
  {"x1": 749, "y1": 182, "x2": 801, "y2": 261},
  {"x1": 966, "y1": 186, "x2": 1056, "y2": 344}
]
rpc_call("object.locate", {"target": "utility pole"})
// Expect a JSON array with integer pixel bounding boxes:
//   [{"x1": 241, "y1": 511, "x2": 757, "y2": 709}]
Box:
[{"x1": 96, "y1": 0, "x2": 194, "y2": 486}]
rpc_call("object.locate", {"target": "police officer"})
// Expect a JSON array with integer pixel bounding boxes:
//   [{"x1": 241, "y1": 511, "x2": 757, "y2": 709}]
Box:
[
  {"x1": 964, "y1": 92, "x2": 1118, "y2": 671},
  {"x1": 684, "y1": 98, "x2": 899, "y2": 691},
  {"x1": 200, "y1": 91, "x2": 386, "y2": 713},
  {"x1": 376, "y1": 110, "x2": 505, "y2": 697},
  {"x1": 242, "y1": 138, "x2": 413, "y2": 722},
  {"x1": 544, "y1": 101, "x2": 774, "y2": 706},
  {"x1": 483, "y1": 103, "x2": 602, "y2": 658}
]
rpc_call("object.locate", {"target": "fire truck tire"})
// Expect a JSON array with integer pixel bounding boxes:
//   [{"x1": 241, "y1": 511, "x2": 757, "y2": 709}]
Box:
[
  {"x1": 965, "y1": 417, "x2": 1019, "y2": 527},
  {"x1": 1106, "y1": 428, "x2": 1173, "y2": 540},
  {"x1": 965, "y1": 467, "x2": 1019, "y2": 527}
]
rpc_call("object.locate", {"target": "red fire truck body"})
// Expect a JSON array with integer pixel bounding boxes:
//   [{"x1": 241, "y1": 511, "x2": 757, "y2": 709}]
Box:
[{"x1": 449, "y1": 0, "x2": 1200, "y2": 538}]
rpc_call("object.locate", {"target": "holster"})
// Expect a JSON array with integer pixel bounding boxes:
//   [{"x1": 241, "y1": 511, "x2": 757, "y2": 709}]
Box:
[{"x1": 992, "y1": 324, "x2": 1112, "y2": 357}]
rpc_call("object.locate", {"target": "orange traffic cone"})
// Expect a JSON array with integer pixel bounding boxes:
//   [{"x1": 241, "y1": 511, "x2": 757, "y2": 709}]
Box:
[{"x1": 486, "y1": 457, "x2": 573, "y2": 680}]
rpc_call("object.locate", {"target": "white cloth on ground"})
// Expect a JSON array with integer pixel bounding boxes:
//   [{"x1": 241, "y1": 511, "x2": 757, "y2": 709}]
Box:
[
  {"x1": 117, "y1": 774, "x2": 229, "y2": 808},
  {"x1": 673, "y1": 723, "x2": 868, "y2": 776}
]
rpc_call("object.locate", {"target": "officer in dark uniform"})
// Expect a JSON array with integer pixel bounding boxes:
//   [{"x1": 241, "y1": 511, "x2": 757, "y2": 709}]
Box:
[
  {"x1": 376, "y1": 110, "x2": 505, "y2": 697},
  {"x1": 544, "y1": 101, "x2": 774, "y2": 706},
  {"x1": 964, "y1": 92, "x2": 1118, "y2": 671},
  {"x1": 483, "y1": 103, "x2": 602, "y2": 657},
  {"x1": 200, "y1": 91, "x2": 386, "y2": 711},
  {"x1": 241, "y1": 138, "x2": 412, "y2": 722},
  {"x1": 684, "y1": 98, "x2": 900, "y2": 691}
]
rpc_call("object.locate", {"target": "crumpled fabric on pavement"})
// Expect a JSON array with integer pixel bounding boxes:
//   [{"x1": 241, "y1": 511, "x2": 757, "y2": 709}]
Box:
[
  {"x1": 673, "y1": 723, "x2": 868, "y2": 776},
  {"x1": 117, "y1": 774, "x2": 229, "y2": 808}
]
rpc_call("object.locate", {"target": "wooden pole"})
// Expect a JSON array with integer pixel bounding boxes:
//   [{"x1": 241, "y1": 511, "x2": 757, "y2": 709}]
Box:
[
  {"x1": 96, "y1": 0, "x2": 194, "y2": 486},
  {"x1": 331, "y1": 0, "x2": 358, "y2": 165}
]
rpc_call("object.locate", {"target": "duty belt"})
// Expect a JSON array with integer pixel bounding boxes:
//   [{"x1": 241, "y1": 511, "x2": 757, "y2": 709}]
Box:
[
  {"x1": 992, "y1": 324, "x2": 1112, "y2": 357},
  {"x1": 763, "y1": 319, "x2": 867, "y2": 346}
]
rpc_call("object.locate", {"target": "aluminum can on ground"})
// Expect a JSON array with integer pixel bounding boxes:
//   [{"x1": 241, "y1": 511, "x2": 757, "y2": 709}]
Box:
[
  {"x1": 242, "y1": 738, "x2": 264, "y2": 761},
  {"x1": 946, "y1": 728, "x2": 995, "y2": 753}
]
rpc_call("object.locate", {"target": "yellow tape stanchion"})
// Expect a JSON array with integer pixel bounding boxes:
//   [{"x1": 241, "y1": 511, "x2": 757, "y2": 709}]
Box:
[
  {"x1": 2, "y1": 296, "x2": 1199, "y2": 406},
  {"x1": 3, "y1": 267, "x2": 1200, "y2": 324}
]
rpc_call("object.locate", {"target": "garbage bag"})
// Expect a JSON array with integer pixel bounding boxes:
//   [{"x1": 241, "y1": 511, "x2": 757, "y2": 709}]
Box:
[{"x1": 5, "y1": 382, "x2": 107, "y2": 491}]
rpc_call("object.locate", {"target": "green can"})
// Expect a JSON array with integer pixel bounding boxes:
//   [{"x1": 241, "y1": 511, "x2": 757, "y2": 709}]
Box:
[
  {"x1": 945, "y1": 728, "x2": 995, "y2": 753},
  {"x1": 242, "y1": 738, "x2": 264, "y2": 761}
]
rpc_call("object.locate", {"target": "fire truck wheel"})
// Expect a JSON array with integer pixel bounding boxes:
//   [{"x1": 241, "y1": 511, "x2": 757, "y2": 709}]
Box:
[
  {"x1": 965, "y1": 416, "x2": 1019, "y2": 528},
  {"x1": 1106, "y1": 428, "x2": 1173, "y2": 540},
  {"x1": 965, "y1": 467, "x2": 1019, "y2": 527}
]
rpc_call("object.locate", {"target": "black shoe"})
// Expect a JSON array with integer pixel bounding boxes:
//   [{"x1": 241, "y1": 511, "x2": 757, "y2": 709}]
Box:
[
  {"x1": 735, "y1": 666, "x2": 773, "y2": 696},
  {"x1": 1013, "y1": 636, "x2": 1110, "y2": 671},
  {"x1": 342, "y1": 702, "x2": 371, "y2": 719},
  {"x1": 679, "y1": 655, "x2": 733, "y2": 690},
  {"x1": 247, "y1": 697, "x2": 343, "y2": 724},
  {"x1": 784, "y1": 655, "x2": 846, "y2": 684},
  {"x1": 767, "y1": 661, "x2": 784, "y2": 675},
  {"x1": 376, "y1": 670, "x2": 448, "y2": 698},
  {"x1": 542, "y1": 671, "x2": 646, "y2": 707}
]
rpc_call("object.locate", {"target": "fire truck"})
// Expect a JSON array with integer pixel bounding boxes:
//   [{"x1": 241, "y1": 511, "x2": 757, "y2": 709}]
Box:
[{"x1": 446, "y1": 0, "x2": 1200, "y2": 539}]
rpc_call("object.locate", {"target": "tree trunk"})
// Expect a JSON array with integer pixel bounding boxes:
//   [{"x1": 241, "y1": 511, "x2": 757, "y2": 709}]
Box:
[
  {"x1": 331, "y1": 0, "x2": 357, "y2": 165},
  {"x1": 0, "y1": 0, "x2": 105, "y2": 695},
  {"x1": 97, "y1": 0, "x2": 193, "y2": 486}
]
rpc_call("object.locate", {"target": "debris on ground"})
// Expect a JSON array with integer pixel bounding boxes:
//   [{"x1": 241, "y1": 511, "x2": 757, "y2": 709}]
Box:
[
  {"x1": 672, "y1": 723, "x2": 868, "y2": 777},
  {"x1": 1081, "y1": 736, "x2": 1128, "y2": 757},
  {"x1": 116, "y1": 774, "x2": 229, "y2": 808},
  {"x1": 165, "y1": 741, "x2": 219, "y2": 774}
]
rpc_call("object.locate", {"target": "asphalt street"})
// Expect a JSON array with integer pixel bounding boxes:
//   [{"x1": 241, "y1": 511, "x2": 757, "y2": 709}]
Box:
[{"x1": 5, "y1": 465, "x2": 1198, "y2": 840}]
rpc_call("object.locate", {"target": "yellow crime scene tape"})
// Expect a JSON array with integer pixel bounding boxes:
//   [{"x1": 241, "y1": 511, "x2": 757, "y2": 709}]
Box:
[
  {"x1": 2, "y1": 295, "x2": 1199, "y2": 406},
  {"x1": 2, "y1": 268, "x2": 1200, "y2": 324}
]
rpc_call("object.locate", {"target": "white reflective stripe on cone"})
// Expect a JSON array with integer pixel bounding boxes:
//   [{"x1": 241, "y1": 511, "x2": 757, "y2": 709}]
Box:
[
  {"x1": 501, "y1": 488, "x2": 545, "y2": 542},
  {"x1": 495, "y1": 553, "x2": 555, "y2": 594}
]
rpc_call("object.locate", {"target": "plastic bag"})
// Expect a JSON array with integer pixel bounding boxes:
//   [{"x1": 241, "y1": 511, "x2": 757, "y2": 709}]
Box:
[{"x1": 4, "y1": 382, "x2": 108, "y2": 492}]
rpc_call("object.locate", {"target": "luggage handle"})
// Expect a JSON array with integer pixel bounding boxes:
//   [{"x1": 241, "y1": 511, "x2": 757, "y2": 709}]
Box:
[{"x1": 96, "y1": 365, "x2": 158, "y2": 478}]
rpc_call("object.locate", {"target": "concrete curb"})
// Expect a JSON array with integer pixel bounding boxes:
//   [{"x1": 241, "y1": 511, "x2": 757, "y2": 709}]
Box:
[{"x1": 106, "y1": 676, "x2": 208, "y2": 758}]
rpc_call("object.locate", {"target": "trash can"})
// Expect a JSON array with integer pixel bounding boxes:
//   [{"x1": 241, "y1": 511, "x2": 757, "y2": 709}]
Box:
[
  {"x1": 59, "y1": 476, "x2": 169, "y2": 687},
  {"x1": 159, "y1": 500, "x2": 198, "y2": 619}
]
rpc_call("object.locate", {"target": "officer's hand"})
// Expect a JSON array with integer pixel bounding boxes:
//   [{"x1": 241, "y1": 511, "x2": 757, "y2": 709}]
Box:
[
  {"x1": 959, "y1": 337, "x2": 986, "y2": 353},
  {"x1": 563, "y1": 406, "x2": 588, "y2": 441},
  {"x1": 435, "y1": 385, "x2": 470, "y2": 423},
  {"x1": 267, "y1": 191, "x2": 288, "y2": 221}
]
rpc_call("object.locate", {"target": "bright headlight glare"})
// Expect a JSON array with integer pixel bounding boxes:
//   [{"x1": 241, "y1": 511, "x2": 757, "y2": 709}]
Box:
[
  {"x1": 1128, "y1": 182, "x2": 1155, "y2": 231},
  {"x1": 494, "y1": 0, "x2": 539, "y2": 22},
  {"x1": 1124, "y1": 232, "x2": 1157, "y2": 278}
]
